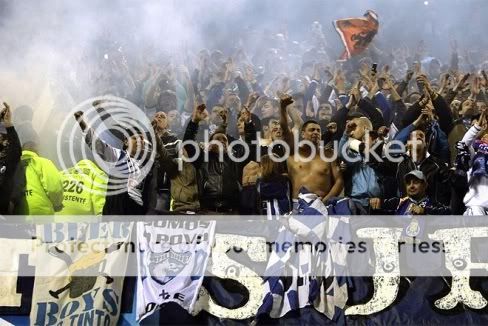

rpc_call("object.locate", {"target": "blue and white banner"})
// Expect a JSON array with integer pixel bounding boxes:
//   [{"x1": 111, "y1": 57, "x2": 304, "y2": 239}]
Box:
[
  {"x1": 30, "y1": 222, "x2": 132, "y2": 326},
  {"x1": 136, "y1": 220, "x2": 215, "y2": 322},
  {"x1": 258, "y1": 189, "x2": 350, "y2": 321}
]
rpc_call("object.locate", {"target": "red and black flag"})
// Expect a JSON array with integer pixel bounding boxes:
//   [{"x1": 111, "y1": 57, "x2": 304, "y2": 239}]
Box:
[{"x1": 334, "y1": 10, "x2": 379, "y2": 60}]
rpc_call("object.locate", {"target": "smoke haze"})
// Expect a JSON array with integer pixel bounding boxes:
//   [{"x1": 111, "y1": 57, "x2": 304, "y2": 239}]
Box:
[{"x1": 0, "y1": 0, "x2": 487, "y2": 150}]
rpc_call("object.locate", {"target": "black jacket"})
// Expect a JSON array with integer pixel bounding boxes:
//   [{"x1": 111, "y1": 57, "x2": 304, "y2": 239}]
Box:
[
  {"x1": 0, "y1": 127, "x2": 22, "y2": 214},
  {"x1": 396, "y1": 154, "x2": 452, "y2": 206},
  {"x1": 184, "y1": 121, "x2": 242, "y2": 210}
]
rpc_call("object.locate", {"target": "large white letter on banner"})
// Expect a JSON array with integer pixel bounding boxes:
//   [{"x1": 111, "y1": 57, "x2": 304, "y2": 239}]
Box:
[
  {"x1": 195, "y1": 234, "x2": 267, "y2": 319},
  {"x1": 346, "y1": 228, "x2": 402, "y2": 316},
  {"x1": 429, "y1": 227, "x2": 488, "y2": 310}
]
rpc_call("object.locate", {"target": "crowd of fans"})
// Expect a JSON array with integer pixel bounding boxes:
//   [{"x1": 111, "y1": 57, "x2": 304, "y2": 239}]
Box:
[{"x1": 1, "y1": 28, "x2": 488, "y2": 217}]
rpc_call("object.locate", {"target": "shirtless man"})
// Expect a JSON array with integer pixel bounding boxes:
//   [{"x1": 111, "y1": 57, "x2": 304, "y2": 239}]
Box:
[{"x1": 279, "y1": 94, "x2": 343, "y2": 202}]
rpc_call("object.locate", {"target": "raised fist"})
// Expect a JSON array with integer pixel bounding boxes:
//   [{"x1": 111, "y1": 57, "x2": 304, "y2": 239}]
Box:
[
  {"x1": 278, "y1": 93, "x2": 294, "y2": 108},
  {"x1": 192, "y1": 104, "x2": 209, "y2": 123},
  {"x1": 326, "y1": 122, "x2": 337, "y2": 134}
]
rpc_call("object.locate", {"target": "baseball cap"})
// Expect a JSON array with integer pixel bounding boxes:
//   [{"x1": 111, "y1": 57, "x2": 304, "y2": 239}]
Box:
[{"x1": 404, "y1": 170, "x2": 427, "y2": 183}]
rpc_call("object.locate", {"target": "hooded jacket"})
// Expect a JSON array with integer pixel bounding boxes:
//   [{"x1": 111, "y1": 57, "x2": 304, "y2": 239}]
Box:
[{"x1": 14, "y1": 150, "x2": 64, "y2": 215}]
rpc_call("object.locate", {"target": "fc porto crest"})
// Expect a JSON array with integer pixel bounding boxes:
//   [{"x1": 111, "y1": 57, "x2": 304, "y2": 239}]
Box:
[
  {"x1": 405, "y1": 217, "x2": 420, "y2": 237},
  {"x1": 149, "y1": 249, "x2": 191, "y2": 285}
]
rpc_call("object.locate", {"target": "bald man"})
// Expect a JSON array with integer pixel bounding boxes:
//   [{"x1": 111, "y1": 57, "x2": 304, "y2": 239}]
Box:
[{"x1": 339, "y1": 116, "x2": 385, "y2": 210}]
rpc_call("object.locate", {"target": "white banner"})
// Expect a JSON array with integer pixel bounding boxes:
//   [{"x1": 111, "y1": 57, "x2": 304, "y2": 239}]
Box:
[
  {"x1": 136, "y1": 220, "x2": 215, "y2": 322},
  {"x1": 30, "y1": 222, "x2": 132, "y2": 326}
]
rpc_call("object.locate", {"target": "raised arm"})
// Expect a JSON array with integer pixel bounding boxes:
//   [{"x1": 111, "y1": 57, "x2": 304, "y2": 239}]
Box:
[
  {"x1": 374, "y1": 92, "x2": 392, "y2": 126},
  {"x1": 461, "y1": 111, "x2": 486, "y2": 147},
  {"x1": 385, "y1": 76, "x2": 408, "y2": 129},
  {"x1": 238, "y1": 106, "x2": 259, "y2": 165},
  {"x1": 418, "y1": 74, "x2": 453, "y2": 135},
  {"x1": 74, "y1": 111, "x2": 120, "y2": 163},
  {"x1": 447, "y1": 73, "x2": 470, "y2": 106},
  {"x1": 288, "y1": 103, "x2": 304, "y2": 135},
  {"x1": 183, "y1": 104, "x2": 208, "y2": 168},
  {"x1": 395, "y1": 70, "x2": 414, "y2": 99},
  {"x1": 278, "y1": 93, "x2": 295, "y2": 153},
  {"x1": 358, "y1": 97, "x2": 385, "y2": 131},
  {"x1": 393, "y1": 103, "x2": 431, "y2": 146}
]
